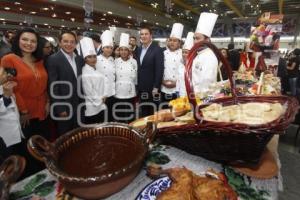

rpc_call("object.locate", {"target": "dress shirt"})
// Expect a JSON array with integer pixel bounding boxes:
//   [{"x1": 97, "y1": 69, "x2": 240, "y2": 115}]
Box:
[
  {"x1": 140, "y1": 42, "x2": 152, "y2": 64},
  {"x1": 61, "y1": 50, "x2": 78, "y2": 77}
]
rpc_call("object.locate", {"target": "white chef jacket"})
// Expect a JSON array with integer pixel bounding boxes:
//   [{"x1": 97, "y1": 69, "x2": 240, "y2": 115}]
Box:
[
  {"x1": 177, "y1": 62, "x2": 187, "y2": 97},
  {"x1": 0, "y1": 87, "x2": 23, "y2": 147},
  {"x1": 82, "y1": 64, "x2": 107, "y2": 117},
  {"x1": 96, "y1": 54, "x2": 116, "y2": 97},
  {"x1": 114, "y1": 57, "x2": 137, "y2": 99},
  {"x1": 192, "y1": 48, "x2": 218, "y2": 93},
  {"x1": 161, "y1": 49, "x2": 182, "y2": 94}
]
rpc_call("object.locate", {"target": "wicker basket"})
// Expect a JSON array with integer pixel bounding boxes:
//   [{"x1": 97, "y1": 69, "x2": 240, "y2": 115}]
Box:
[{"x1": 158, "y1": 41, "x2": 299, "y2": 165}]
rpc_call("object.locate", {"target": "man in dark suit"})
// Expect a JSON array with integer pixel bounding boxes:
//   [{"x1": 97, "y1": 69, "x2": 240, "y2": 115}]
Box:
[
  {"x1": 90, "y1": 33, "x2": 102, "y2": 56},
  {"x1": 228, "y1": 43, "x2": 240, "y2": 71},
  {"x1": 46, "y1": 31, "x2": 85, "y2": 135},
  {"x1": 137, "y1": 27, "x2": 164, "y2": 117}
]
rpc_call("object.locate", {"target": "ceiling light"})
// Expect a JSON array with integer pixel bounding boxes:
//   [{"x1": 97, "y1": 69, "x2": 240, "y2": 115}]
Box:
[
  {"x1": 42, "y1": 7, "x2": 49, "y2": 11},
  {"x1": 19, "y1": 22, "x2": 23, "y2": 25},
  {"x1": 14, "y1": 2, "x2": 21, "y2": 5},
  {"x1": 30, "y1": 11, "x2": 37, "y2": 14},
  {"x1": 127, "y1": 16, "x2": 132, "y2": 19},
  {"x1": 103, "y1": 13, "x2": 107, "y2": 16},
  {"x1": 143, "y1": 19, "x2": 147, "y2": 22},
  {"x1": 209, "y1": 10, "x2": 212, "y2": 12},
  {"x1": 35, "y1": 25, "x2": 38, "y2": 28},
  {"x1": 19, "y1": 8, "x2": 22, "y2": 11},
  {"x1": 51, "y1": 0, "x2": 57, "y2": 1},
  {"x1": 155, "y1": 22, "x2": 159, "y2": 25},
  {"x1": 101, "y1": 18, "x2": 105, "y2": 21},
  {"x1": 4, "y1": 7, "x2": 10, "y2": 10},
  {"x1": 77, "y1": 27, "x2": 80, "y2": 29},
  {"x1": 70, "y1": 18, "x2": 75, "y2": 22},
  {"x1": 52, "y1": 13, "x2": 57, "y2": 17},
  {"x1": 61, "y1": 25, "x2": 65, "y2": 28},
  {"x1": 200, "y1": 4, "x2": 203, "y2": 7},
  {"x1": 89, "y1": 28, "x2": 93, "y2": 31},
  {"x1": 205, "y1": 4, "x2": 208, "y2": 7},
  {"x1": 48, "y1": 25, "x2": 51, "y2": 28},
  {"x1": 65, "y1": 11, "x2": 71, "y2": 15},
  {"x1": 107, "y1": 11, "x2": 112, "y2": 14},
  {"x1": 166, "y1": 25, "x2": 169, "y2": 28},
  {"x1": 44, "y1": 23, "x2": 48, "y2": 26}
]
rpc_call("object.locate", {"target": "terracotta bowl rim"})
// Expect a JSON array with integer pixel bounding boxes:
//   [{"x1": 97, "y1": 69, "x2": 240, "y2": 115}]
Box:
[{"x1": 45, "y1": 122, "x2": 148, "y2": 184}]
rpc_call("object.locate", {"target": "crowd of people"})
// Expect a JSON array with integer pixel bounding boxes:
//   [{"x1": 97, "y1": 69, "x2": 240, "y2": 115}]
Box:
[{"x1": 0, "y1": 11, "x2": 299, "y2": 179}]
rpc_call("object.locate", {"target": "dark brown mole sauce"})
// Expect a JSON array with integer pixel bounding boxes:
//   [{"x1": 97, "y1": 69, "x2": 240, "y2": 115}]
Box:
[{"x1": 58, "y1": 136, "x2": 144, "y2": 177}]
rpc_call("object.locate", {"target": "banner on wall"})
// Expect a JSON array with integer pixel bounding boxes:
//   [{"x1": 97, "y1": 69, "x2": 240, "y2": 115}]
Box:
[{"x1": 83, "y1": 0, "x2": 94, "y2": 23}]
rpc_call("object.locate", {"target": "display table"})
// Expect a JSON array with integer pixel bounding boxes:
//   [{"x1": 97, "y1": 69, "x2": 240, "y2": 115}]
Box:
[{"x1": 10, "y1": 136, "x2": 281, "y2": 200}]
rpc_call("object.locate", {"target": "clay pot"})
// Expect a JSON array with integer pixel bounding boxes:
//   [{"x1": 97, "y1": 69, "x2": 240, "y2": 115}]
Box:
[
  {"x1": 27, "y1": 122, "x2": 156, "y2": 200},
  {"x1": 0, "y1": 156, "x2": 26, "y2": 200}
]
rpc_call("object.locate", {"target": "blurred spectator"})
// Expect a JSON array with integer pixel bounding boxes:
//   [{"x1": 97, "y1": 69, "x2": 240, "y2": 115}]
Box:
[
  {"x1": 0, "y1": 30, "x2": 15, "y2": 61},
  {"x1": 90, "y1": 33, "x2": 102, "y2": 55},
  {"x1": 129, "y1": 36, "x2": 138, "y2": 59},
  {"x1": 113, "y1": 46, "x2": 120, "y2": 58},
  {"x1": 228, "y1": 43, "x2": 240, "y2": 71},
  {"x1": 40, "y1": 37, "x2": 53, "y2": 61},
  {"x1": 286, "y1": 48, "x2": 300, "y2": 96}
]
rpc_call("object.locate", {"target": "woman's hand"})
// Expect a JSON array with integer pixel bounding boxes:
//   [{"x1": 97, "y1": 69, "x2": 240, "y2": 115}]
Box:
[{"x1": 20, "y1": 112, "x2": 31, "y2": 128}]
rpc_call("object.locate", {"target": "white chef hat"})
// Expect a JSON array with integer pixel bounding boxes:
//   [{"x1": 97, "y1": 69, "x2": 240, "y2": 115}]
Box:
[
  {"x1": 80, "y1": 37, "x2": 96, "y2": 58},
  {"x1": 101, "y1": 30, "x2": 114, "y2": 47},
  {"x1": 183, "y1": 32, "x2": 194, "y2": 50},
  {"x1": 119, "y1": 33, "x2": 130, "y2": 48},
  {"x1": 170, "y1": 23, "x2": 184, "y2": 40},
  {"x1": 195, "y1": 12, "x2": 218, "y2": 38}
]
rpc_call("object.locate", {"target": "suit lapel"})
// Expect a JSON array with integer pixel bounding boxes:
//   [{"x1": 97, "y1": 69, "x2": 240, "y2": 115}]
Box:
[{"x1": 141, "y1": 43, "x2": 153, "y2": 66}]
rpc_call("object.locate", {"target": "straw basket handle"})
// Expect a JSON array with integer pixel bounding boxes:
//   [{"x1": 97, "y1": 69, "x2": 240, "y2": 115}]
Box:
[{"x1": 184, "y1": 41, "x2": 237, "y2": 122}]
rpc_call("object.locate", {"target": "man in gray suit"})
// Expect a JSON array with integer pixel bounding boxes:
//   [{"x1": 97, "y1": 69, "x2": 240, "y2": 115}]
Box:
[{"x1": 46, "y1": 31, "x2": 84, "y2": 135}]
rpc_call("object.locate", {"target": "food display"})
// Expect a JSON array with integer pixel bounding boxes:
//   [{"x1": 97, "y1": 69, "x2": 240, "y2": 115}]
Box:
[
  {"x1": 147, "y1": 167, "x2": 237, "y2": 200},
  {"x1": 201, "y1": 102, "x2": 285, "y2": 124}
]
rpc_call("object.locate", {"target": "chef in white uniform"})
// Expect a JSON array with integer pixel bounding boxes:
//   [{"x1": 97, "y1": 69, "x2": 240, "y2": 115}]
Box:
[
  {"x1": 192, "y1": 12, "x2": 219, "y2": 93},
  {"x1": 0, "y1": 67, "x2": 22, "y2": 159},
  {"x1": 80, "y1": 37, "x2": 107, "y2": 124},
  {"x1": 96, "y1": 30, "x2": 116, "y2": 121},
  {"x1": 114, "y1": 33, "x2": 137, "y2": 123},
  {"x1": 177, "y1": 32, "x2": 194, "y2": 97},
  {"x1": 161, "y1": 23, "x2": 184, "y2": 107}
]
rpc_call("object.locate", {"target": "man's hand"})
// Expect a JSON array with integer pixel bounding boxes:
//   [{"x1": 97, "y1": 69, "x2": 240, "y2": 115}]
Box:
[
  {"x1": 59, "y1": 111, "x2": 68, "y2": 117},
  {"x1": 20, "y1": 112, "x2": 30, "y2": 128},
  {"x1": 162, "y1": 80, "x2": 176, "y2": 88}
]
